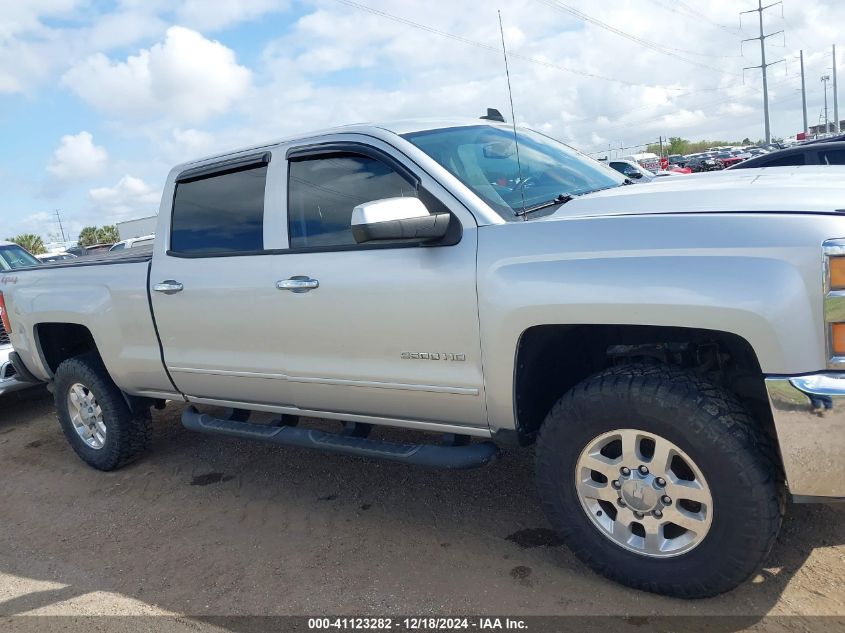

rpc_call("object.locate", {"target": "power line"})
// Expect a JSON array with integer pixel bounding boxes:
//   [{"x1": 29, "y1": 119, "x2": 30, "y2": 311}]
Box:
[
  {"x1": 330, "y1": 0, "x2": 801, "y2": 140},
  {"x1": 674, "y1": 0, "x2": 747, "y2": 36},
  {"x1": 536, "y1": 0, "x2": 743, "y2": 77},
  {"x1": 331, "y1": 0, "x2": 690, "y2": 91},
  {"x1": 647, "y1": 0, "x2": 745, "y2": 47}
]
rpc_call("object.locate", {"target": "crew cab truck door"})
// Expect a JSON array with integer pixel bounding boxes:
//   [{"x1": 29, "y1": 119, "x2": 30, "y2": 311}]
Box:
[
  {"x1": 276, "y1": 139, "x2": 486, "y2": 428},
  {"x1": 149, "y1": 150, "x2": 296, "y2": 406}
]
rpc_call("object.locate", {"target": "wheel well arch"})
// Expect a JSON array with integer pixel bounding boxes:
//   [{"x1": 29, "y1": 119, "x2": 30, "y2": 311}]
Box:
[
  {"x1": 35, "y1": 322, "x2": 98, "y2": 375},
  {"x1": 513, "y1": 324, "x2": 773, "y2": 444}
]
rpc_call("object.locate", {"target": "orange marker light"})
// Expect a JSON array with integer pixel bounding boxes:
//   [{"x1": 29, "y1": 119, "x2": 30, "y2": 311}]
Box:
[
  {"x1": 0, "y1": 292, "x2": 10, "y2": 334},
  {"x1": 832, "y1": 323, "x2": 845, "y2": 356},
  {"x1": 830, "y1": 257, "x2": 845, "y2": 290}
]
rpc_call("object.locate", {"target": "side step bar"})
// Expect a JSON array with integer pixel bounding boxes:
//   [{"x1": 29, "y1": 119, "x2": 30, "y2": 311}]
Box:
[{"x1": 181, "y1": 407, "x2": 499, "y2": 469}]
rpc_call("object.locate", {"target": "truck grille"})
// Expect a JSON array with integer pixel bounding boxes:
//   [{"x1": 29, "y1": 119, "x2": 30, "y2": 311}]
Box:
[{"x1": 0, "y1": 322, "x2": 9, "y2": 346}]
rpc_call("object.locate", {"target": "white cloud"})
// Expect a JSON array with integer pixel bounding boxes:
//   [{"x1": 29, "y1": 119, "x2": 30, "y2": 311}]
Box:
[
  {"x1": 47, "y1": 131, "x2": 109, "y2": 181},
  {"x1": 171, "y1": 128, "x2": 217, "y2": 155},
  {"x1": 61, "y1": 26, "x2": 251, "y2": 123},
  {"x1": 176, "y1": 0, "x2": 287, "y2": 31},
  {"x1": 89, "y1": 175, "x2": 161, "y2": 221}
]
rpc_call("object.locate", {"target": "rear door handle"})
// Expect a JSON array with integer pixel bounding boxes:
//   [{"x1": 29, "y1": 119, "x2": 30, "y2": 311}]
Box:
[
  {"x1": 276, "y1": 276, "x2": 319, "y2": 293},
  {"x1": 153, "y1": 280, "x2": 184, "y2": 294}
]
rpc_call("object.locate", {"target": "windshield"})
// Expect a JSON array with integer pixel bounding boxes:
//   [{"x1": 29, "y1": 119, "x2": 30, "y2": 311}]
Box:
[
  {"x1": 0, "y1": 245, "x2": 40, "y2": 270},
  {"x1": 402, "y1": 125, "x2": 624, "y2": 218}
]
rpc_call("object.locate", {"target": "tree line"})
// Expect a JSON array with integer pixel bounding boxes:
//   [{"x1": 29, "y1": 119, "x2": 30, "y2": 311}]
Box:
[
  {"x1": 645, "y1": 136, "x2": 764, "y2": 156},
  {"x1": 6, "y1": 225, "x2": 120, "y2": 255}
]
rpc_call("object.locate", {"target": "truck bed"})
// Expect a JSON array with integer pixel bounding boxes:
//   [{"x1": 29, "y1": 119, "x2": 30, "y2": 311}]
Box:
[
  {"x1": 30, "y1": 245, "x2": 153, "y2": 270},
  {"x1": 2, "y1": 248, "x2": 173, "y2": 398}
]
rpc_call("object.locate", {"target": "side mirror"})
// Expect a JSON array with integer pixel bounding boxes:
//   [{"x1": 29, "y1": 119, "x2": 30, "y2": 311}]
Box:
[{"x1": 351, "y1": 197, "x2": 451, "y2": 244}]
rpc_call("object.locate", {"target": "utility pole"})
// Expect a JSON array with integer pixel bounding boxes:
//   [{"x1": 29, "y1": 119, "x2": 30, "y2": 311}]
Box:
[
  {"x1": 741, "y1": 0, "x2": 784, "y2": 144},
  {"x1": 822, "y1": 74, "x2": 831, "y2": 134},
  {"x1": 834, "y1": 44, "x2": 840, "y2": 133},
  {"x1": 800, "y1": 50, "x2": 808, "y2": 137},
  {"x1": 54, "y1": 209, "x2": 66, "y2": 243}
]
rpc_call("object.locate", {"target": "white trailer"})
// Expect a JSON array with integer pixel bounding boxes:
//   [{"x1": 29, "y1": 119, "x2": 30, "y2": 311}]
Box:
[{"x1": 116, "y1": 216, "x2": 157, "y2": 240}]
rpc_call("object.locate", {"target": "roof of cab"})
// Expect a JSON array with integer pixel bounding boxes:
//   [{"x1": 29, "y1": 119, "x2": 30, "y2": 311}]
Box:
[{"x1": 173, "y1": 118, "x2": 511, "y2": 172}]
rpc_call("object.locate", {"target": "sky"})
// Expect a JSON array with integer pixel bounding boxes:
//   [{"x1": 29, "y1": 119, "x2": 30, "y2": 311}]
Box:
[{"x1": 1, "y1": 0, "x2": 843, "y2": 243}]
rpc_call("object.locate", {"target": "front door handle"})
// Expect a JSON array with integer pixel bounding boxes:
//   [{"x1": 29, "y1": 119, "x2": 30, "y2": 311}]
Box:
[
  {"x1": 153, "y1": 280, "x2": 184, "y2": 294},
  {"x1": 276, "y1": 276, "x2": 319, "y2": 293}
]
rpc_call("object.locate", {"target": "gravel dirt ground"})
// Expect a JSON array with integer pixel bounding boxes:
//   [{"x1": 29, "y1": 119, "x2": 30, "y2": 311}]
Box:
[{"x1": 1, "y1": 387, "x2": 844, "y2": 631}]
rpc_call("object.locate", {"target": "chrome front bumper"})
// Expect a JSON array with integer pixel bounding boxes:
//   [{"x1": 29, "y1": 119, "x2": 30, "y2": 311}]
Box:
[{"x1": 766, "y1": 373, "x2": 845, "y2": 501}]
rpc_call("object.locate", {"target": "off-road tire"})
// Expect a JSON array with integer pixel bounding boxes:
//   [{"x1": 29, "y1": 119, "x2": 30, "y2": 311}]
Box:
[
  {"x1": 54, "y1": 352, "x2": 152, "y2": 471},
  {"x1": 534, "y1": 363, "x2": 782, "y2": 598}
]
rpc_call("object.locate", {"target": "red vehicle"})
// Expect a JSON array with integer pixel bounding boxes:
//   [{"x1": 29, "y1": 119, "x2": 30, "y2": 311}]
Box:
[{"x1": 716, "y1": 153, "x2": 745, "y2": 168}]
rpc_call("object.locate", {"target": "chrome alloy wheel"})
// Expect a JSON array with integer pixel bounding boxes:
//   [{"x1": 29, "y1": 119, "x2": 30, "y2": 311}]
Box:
[
  {"x1": 575, "y1": 429, "x2": 713, "y2": 558},
  {"x1": 67, "y1": 382, "x2": 107, "y2": 450}
]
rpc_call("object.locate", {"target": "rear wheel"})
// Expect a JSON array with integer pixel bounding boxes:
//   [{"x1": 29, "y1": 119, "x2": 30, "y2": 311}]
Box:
[
  {"x1": 534, "y1": 363, "x2": 782, "y2": 598},
  {"x1": 54, "y1": 352, "x2": 151, "y2": 471}
]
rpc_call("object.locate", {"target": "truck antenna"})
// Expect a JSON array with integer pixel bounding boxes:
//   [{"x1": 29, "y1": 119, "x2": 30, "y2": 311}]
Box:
[{"x1": 498, "y1": 10, "x2": 526, "y2": 217}]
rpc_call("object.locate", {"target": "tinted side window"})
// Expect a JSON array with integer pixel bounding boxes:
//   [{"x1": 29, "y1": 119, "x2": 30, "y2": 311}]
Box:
[
  {"x1": 288, "y1": 154, "x2": 416, "y2": 249},
  {"x1": 171, "y1": 165, "x2": 267, "y2": 254},
  {"x1": 760, "y1": 153, "x2": 806, "y2": 167},
  {"x1": 820, "y1": 149, "x2": 845, "y2": 165}
]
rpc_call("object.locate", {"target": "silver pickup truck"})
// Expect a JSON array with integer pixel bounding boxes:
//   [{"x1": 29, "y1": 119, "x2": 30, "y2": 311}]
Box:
[{"x1": 3, "y1": 119, "x2": 844, "y2": 599}]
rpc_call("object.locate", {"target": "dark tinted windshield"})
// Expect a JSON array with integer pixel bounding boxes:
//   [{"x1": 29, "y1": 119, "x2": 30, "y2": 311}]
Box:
[
  {"x1": 0, "y1": 245, "x2": 40, "y2": 269},
  {"x1": 403, "y1": 125, "x2": 624, "y2": 218}
]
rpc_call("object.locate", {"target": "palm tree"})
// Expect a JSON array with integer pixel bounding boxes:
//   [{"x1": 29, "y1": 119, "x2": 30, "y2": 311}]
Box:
[
  {"x1": 96, "y1": 225, "x2": 119, "y2": 244},
  {"x1": 78, "y1": 226, "x2": 99, "y2": 247},
  {"x1": 6, "y1": 233, "x2": 46, "y2": 255}
]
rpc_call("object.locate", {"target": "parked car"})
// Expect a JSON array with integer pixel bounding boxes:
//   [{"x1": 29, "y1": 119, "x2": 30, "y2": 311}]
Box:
[
  {"x1": 0, "y1": 241, "x2": 41, "y2": 395},
  {"x1": 36, "y1": 252, "x2": 78, "y2": 263},
  {"x1": 603, "y1": 158, "x2": 654, "y2": 181},
  {"x1": 729, "y1": 140, "x2": 845, "y2": 169},
  {"x1": 623, "y1": 152, "x2": 660, "y2": 173},
  {"x1": 86, "y1": 243, "x2": 114, "y2": 254},
  {"x1": 66, "y1": 243, "x2": 115, "y2": 257},
  {"x1": 804, "y1": 133, "x2": 845, "y2": 144},
  {"x1": 3, "y1": 119, "x2": 845, "y2": 600},
  {"x1": 685, "y1": 155, "x2": 723, "y2": 172},
  {"x1": 715, "y1": 152, "x2": 745, "y2": 168},
  {"x1": 109, "y1": 235, "x2": 155, "y2": 251},
  {"x1": 654, "y1": 168, "x2": 691, "y2": 177}
]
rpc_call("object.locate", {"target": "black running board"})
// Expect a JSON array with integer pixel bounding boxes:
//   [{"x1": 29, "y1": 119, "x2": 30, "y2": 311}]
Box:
[{"x1": 181, "y1": 407, "x2": 499, "y2": 469}]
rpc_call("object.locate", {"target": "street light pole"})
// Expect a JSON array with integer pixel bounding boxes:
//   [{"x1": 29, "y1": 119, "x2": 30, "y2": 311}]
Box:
[
  {"x1": 834, "y1": 44, "x2": 840, "y2": 134},
  {"x1": 800, "y1": 50, "x2": 808, "y2": 137},
  {"x1": 822, "y1": 74, "x2": 831, "y2": 134}
]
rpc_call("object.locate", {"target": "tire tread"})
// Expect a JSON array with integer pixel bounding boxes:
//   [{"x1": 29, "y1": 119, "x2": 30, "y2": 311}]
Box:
[{"x1": 534, "y1": 362, "x2": 782, "y2": 599}]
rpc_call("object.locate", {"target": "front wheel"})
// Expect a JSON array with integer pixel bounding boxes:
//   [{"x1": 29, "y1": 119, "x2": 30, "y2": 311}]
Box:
[
  {"x1": 534, "y1": 363, "x2": 782, "y2": 598},
  {"x1": 54, "y1": 352, "x2": 151, "y2": 471}
]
